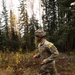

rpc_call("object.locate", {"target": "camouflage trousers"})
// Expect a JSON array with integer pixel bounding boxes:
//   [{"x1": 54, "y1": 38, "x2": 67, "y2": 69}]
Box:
[{"x1": 38, "y1": 61, "x2": 59, "y2": 75}]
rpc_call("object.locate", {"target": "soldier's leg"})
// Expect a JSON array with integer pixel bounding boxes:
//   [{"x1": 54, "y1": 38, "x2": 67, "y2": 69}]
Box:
[
  {"x1": 49, "y1": 64, "x2": 59, "y2": 75},
  {"x1": 38, "y1": 65, "x2": 48, "y2": 75},
  {"x1": 38, "y1": 70, "x2": 47, "y2": 75},
  {"x1": 50, "y1": 68, "x2": 59, "y2": 75}
]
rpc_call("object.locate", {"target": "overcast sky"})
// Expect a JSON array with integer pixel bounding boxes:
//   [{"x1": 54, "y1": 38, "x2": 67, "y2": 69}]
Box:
[{"x1": 0, "y1": 0, "x2": 43, "y2": 25}]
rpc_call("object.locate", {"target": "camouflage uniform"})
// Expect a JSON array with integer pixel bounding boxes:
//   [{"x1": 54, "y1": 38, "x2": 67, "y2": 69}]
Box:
[
  {"x1": 35, "y1": 29, "x2": 59, "y2": 75},
  {"x1": 37, "y1": 40, "x2": 59, "y2": 75}
]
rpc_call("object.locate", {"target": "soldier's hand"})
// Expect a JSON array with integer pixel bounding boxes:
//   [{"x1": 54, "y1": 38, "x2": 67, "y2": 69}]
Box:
[
  {"x1": 33, "y1": 54, "x2": 37, "y2": 59},
  {"x1": 42, "y1": 59, "x2": 47, "y2": 64}
]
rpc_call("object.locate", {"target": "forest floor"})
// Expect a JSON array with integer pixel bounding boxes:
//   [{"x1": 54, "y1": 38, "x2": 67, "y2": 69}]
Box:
[{"x1": 0, "y1": 50, "x2": 75, "y2": 75}]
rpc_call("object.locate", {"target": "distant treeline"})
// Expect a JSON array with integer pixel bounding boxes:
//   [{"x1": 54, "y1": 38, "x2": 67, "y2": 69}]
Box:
[{"x1": 0, "y1": 0, "x2": 75, "y2": 52}]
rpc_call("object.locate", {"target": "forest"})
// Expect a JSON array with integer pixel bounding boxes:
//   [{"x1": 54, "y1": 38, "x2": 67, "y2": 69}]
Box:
[
  {"x1": 0, "y1": 0, "x2": 75, "y2": 52},
  {"x1": 0, "y1": 0, "x2": 75, "y2": 75}
]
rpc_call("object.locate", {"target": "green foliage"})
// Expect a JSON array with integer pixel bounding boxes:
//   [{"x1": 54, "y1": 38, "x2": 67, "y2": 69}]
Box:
[
  {"x1": 0, "y1": 0, "x2": 75, "y2": 52},
  {"x1": 42, "y1": 0, "x2": 57, "y2": 33},
  {"x1": 0, "y1": 31, "x2": 6, "y2": 50},
  {"x1": 22, "y1": 15, "x2": 39, "y2": 51},
  {"x1": 2, "y1": 0, "x2": 9, "y2": 38},
  {"x1": 0, "y1": 0, "x2": 9, "y2": 50},
  {"x1": 42, "y1": 0, "x2": 75, "y2": 51}
]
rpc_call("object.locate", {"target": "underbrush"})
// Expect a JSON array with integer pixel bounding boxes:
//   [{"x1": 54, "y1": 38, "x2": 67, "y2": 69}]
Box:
[{"x1": 0, "y1": 50, "x2": 75, "y2": 75}]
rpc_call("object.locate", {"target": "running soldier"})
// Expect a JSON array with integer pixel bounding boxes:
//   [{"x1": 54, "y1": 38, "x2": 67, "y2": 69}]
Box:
[{"x1": 33, "y1": 29, "x2": 59, "y2": 75}]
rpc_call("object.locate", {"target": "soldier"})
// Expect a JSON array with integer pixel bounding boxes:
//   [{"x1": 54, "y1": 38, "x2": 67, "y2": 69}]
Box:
[{"x1": 33, "y1": 29, "x2": 59, "y2": 75}]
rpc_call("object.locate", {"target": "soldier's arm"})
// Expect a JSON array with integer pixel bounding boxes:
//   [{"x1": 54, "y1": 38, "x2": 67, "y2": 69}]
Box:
[
  {"x1": 33, "y1": 52, "x2": 40, "y2": 59},
  {"x1": 46, "y1": 43, "x2": 59, "y2": 62},
  {"x1": 36, "y1": 52, "x2": 40, "y2": 58}
]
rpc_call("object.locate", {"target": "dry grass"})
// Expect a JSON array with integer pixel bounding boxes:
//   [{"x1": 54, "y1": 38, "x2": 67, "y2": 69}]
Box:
[
  {"x1": 0, "y1": 50, "x2": 40, "y2": 75},
  {"x1": 0, "y1": 50, "x2": 75, "y2": 75}
]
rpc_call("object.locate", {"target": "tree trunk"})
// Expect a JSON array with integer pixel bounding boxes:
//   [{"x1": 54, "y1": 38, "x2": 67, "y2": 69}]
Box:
[{"x1": 66, "y1": 35, "x2": 73, "y2": 51}]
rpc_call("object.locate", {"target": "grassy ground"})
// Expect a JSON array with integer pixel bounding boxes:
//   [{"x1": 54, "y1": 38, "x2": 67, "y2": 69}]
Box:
[{"x1": 0, "y1": 50, "x2": 75, "y2": 75}]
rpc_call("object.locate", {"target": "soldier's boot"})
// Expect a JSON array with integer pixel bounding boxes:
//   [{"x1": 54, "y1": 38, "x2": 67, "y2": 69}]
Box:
[
  {"x1": 38, "y1": 70, "x2": 48, "y2": 75},
  {"x1": 50, "y1": 72, "x2": 59, "y2": 75},
  {"x1": 38, "y1": 73, "x2": 47, "y2": 75},
  {"x1": 49, "y1": 69, "x2": 59, "y2": 75}
]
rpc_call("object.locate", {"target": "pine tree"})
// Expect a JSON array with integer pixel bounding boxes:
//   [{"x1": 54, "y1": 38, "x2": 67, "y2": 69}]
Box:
[
  {"x1": 18, "y1": 0, "x2": 28, "y2": 34},
  {"x1": 8, "y1": 10, "x2": 19, "y2": 51},
  {"x1": 57, "y1": 0, "x2": 75, "y2": 51},
  {"x1": 42, "y1": 0, "x2": 57, "y2": 41},
  {"x1": 2, "y1": 0, "x2": 9, "y2": 38},
  {"x1": 0, "y1": 0, "x2": 9, "y2": 50},
  {"x1": 29, "y1": 15, "x2": 39, "y2": 51},
  {"x1": 18, "y1": 0, "x2": 29, "y2": 51},
  {"x1": 0, "y1": 15, "x2": 3, "y2": 31},
  {"x1": 42, "y1": 0, "x2": 75, "y2": 51}
]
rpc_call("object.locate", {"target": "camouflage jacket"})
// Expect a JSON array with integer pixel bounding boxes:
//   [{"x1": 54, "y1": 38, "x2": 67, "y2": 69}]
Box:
[{"x1": 36, "y1": 39, "x2": 59, "y2": 63}]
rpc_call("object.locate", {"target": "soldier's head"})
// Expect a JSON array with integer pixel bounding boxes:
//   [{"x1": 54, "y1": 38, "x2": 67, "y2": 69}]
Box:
[{"x1": 35, "y1": 29, "x2": 46, "y2": 43}]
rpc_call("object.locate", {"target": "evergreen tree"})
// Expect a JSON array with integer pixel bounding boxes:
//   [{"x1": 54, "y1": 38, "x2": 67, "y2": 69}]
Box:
[
  {"x1": 42, "y1": 0, "x2": 75, "y2": 51},
  {"x1": 18, "y1": 0, "x2": 28, "y2": 35},
  {"x1": 22, "y1": 15, "x2": 39, "y2": 51},
  {"x1": 0, "y1": 0, "x2": 9, "y2": 50},
  {"x1": 29, "y1": 15, "x2": 39, "y2": 51},
  {"x1": 2, "y1": 0, "x2": 9, "y2": 38},
  {"x1": 42, "y1": 0, "x2": 57, "y2": 41},
  {"x1": 18, "y1": 0, "x2": 29, "y2": 51},
  {"x1": 7, "y1": 10, "x2": 20, "y2": 51},
  {"x1": 57, "y1": 0, "x2": 75, "y2": 51}
]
